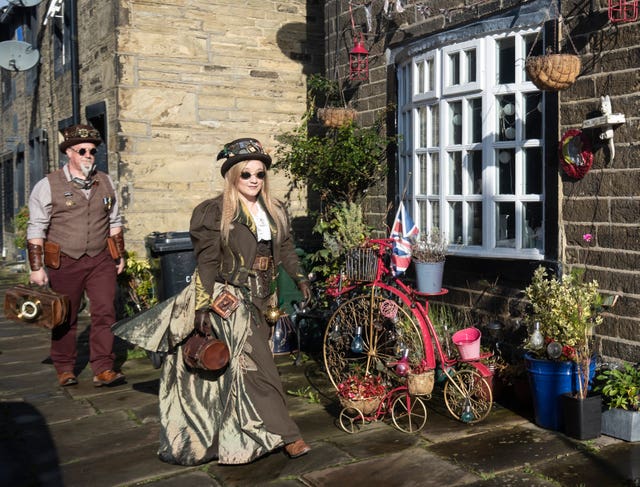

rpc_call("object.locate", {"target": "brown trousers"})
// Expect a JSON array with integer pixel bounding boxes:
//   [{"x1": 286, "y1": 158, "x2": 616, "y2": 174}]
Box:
[{"x1": 47, "y1": 248, "x2": 117, "y2": 375}]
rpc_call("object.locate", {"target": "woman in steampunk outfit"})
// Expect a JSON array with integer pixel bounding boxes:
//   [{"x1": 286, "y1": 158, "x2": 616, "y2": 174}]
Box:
[{"x1": 114, "y1": 138, "x2": 311, "y2": 465}]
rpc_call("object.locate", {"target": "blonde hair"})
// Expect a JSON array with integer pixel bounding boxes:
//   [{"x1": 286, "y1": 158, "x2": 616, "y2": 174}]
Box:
[{"x1": 220, "y1": 161, "x2": 286, "y2": 243}]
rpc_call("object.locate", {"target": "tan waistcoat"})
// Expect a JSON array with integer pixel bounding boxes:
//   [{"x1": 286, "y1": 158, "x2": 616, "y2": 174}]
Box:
[{"x1": 46, "y1": 170, "x2": 115, "y2": 259}]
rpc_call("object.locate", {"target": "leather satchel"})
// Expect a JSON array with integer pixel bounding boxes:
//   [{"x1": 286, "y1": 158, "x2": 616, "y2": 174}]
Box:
[
  {"x1": 183, "y1": 309, "x2": 230, "y2": 371},
  {"x1": 106, "y1": 237, "x2": 119, "y2": 260},
  {"x1": 4, "y1": 284, "x2": 69, "y2": 329},
  {"x1": 44, "y1": 241, "x2": 61, "y2": 269}
]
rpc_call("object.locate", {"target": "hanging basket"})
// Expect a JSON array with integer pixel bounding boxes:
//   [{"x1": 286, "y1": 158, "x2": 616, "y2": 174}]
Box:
[
  {"x1": 407, "y1": 371, "x2": 435, "y2": 396},
  {"x1": 317, "y1": 107, "x2": 357, "y2": 128},
  {"x1": 525, "y1": 53, "x2": 581, "y2": 91},
  {"x1": 339, "y1": 395, "x2": 383, "y2": 415}
]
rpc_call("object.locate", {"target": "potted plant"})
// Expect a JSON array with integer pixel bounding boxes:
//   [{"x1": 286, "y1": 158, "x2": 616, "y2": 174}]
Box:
[
  {"x1": 523, "y1": 265, "x2": 603, "y2": 437},
  {"x1": 307, "y1": 74, "x2": 356, "y2": 128},
  {"x1": 595, "y1": 362, "x2": 640, "y2": 442},
  {"x1": 337, "y1": 373, "x2": 386, "y2": 415},
  {"x1": 411, "y1": 228, "x2": 447, "y2": 294}
]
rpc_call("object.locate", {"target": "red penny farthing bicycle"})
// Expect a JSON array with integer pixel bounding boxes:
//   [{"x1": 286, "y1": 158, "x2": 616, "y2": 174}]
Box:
[{"x1": 322, "y1": 238, "x2": 493, "y2": 433}]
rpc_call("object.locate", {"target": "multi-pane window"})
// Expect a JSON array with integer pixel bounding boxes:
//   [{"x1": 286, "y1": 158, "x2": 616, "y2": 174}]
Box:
[{"x1": 398, "y1": 30, "x2": 545, "y2": 259}]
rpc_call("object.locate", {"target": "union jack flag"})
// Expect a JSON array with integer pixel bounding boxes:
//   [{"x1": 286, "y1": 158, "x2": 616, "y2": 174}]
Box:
[{"x1": 389, "y1": 202, "x2": 419, "y2": 276}]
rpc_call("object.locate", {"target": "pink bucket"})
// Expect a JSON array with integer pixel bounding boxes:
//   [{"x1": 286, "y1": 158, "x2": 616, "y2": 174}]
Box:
[{"x1": 452, "y1": 327, "x2": 481, "y2": 360}]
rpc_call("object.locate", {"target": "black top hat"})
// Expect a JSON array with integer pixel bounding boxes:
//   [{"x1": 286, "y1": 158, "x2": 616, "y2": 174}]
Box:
[
  {"x1": 217, "y1": 138, "x2": 272, "y2": 176},
  {"x1": 59, "y1": 124, "x2": 103, "y2": 154}
]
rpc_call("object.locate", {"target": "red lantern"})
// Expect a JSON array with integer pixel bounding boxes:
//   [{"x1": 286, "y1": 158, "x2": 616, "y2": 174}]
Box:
[
  {"x1": 608, "y1": 0, "x2": 638, "y2": 22},
  {"x1": 349, "y1": 34, "x2": 369, "y2": 81}
]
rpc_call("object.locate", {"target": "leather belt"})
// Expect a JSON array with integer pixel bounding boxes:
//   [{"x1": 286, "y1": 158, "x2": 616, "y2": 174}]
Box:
[{"x1": 252, "y1": 256, "x2": 273, "y2": 271}]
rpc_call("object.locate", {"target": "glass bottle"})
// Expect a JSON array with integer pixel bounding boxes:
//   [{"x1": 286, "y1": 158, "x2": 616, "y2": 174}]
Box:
[{"x1": 351, "y1": 325, "x2": 364, "y2": 353}]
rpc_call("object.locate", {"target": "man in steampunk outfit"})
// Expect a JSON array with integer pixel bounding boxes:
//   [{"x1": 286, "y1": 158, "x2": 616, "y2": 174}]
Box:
[{"x1": 27, "y1": 124, "x2": 127, "y2": 387}]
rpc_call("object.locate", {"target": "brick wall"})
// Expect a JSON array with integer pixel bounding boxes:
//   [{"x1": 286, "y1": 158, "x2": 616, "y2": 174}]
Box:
[{"x1": 560, "y1": 1, "x2": 640, "y2": 362}]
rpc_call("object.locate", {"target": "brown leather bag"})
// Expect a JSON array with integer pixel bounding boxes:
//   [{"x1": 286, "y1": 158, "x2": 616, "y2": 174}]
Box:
[
  {"x1": 44, "y1": 241, "x2": 61, "y2": 269},
  {"x1": 4, "y1": 284, "x2": 69, "y2": 329},
  {"x1": 182, "y1": 309, "x2": 230, "y2": 371},
  {"x1": 106, "y1": 237, "x2": 119, "y2": 260}
]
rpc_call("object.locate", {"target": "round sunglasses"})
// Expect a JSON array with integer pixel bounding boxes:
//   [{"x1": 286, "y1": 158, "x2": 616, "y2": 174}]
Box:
[
  {"x1": 240, "y1": 171, "x2": 266, "y2": 180},
  {"x1": 69, "y1": 147, "x2": 98, "y2": 156}
]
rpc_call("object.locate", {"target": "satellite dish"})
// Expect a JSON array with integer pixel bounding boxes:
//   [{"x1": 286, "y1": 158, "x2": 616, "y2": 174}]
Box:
[
  {"x1": 0, "y1": 41, "x2": 40, "y2": 71},
  {"x1": 8, "y1": 0, "x2": 44, "y2": 6}
]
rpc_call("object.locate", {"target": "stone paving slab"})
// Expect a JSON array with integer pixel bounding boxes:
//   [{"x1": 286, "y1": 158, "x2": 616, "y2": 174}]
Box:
[
  {"x1": 144, "y1": 470, "x2": 222, "y2": 486},
  {"x1": 301, "y1": 447, "x2": 479, "y2": 486},
  {"x1": 61, "y1": 443, "x2": 188, "y2": 487},
  {"x1": 536, "y1": 441, "x2": 640, "y2": 486},
  {"x1": 428, "y1": 422, "x2": 568, "y2": 473},
  {"x1": 205, "y1": 440, "x2": 351, "y2": 485}
]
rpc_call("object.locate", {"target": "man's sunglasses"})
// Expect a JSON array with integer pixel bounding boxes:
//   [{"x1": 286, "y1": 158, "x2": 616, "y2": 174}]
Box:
[
  {"x1": 69, "y1": 147, "x2": 98, "y2": 156},
  {"x1": 240, "y1": 171, "x2": 266, "y2": 180}
]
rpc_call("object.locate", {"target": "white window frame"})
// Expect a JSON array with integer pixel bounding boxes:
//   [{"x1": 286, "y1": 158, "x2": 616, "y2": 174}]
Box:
[{"x1": 398, "y1": 28, "x2": 546, "y2": 260}]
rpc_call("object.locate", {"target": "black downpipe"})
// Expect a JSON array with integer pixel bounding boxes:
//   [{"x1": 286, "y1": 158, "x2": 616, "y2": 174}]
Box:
[{"x1": 69, "y1": 0, "x2": 80, "y2": 124}]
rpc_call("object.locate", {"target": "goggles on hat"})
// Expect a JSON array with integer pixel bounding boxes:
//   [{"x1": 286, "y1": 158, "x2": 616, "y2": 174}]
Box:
[{"x1": 217, "y1": 138, "x2": 266, "y2": 161}]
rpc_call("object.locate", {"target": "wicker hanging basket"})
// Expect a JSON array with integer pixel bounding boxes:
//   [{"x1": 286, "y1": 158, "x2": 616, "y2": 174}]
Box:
[
  {"x1": 317, "y1": 107, "x2": 357, "y2": 128},
  {"x1": 525, "y1": 53, "x2": 581, "y2": 91}
]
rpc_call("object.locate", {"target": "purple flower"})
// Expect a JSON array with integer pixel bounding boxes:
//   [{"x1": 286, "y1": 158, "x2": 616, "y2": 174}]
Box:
[{"x1": 582, "y1": 233, "x2": 593, "y2": 243}]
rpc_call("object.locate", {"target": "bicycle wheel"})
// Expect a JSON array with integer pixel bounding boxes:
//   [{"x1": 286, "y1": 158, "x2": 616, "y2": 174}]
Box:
[
  {"x1": 338, "y1": 407, "x2": 365, "y2": 434},
  {"x1": 443, "y1": 369, "x2": 493, "y2": 424},
  {"x1": 323, "y1": 289, "x2": 424, "y2": 390},
  {"x1": 391, "y1": 392, "x2": 428, "y2": 433}
]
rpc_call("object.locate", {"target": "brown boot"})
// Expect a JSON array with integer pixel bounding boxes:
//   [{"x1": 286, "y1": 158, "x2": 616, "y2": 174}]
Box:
[
  {"x1": 57, "y1": 371, "x2": 78, "y2": 387},
  {"x1": 284, "y1": 439, "x2": 311, "y2": 459},
  {"x1": 93, "y1": 369, "x2": 126, "y2": 387}
]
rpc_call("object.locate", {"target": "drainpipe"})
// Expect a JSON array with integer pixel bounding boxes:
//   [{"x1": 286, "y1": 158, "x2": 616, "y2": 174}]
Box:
[{"x1": 69, "y1": 0, "x2": 80, "y2": 124}]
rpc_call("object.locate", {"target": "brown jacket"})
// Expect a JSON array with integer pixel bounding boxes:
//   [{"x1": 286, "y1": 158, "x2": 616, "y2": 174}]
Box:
[{"x1": 189, "y1": 195, "x2": 307, "y2": 296}]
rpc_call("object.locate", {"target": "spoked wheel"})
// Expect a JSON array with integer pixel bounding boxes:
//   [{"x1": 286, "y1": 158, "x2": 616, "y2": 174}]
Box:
[
  {"x1": 443, "y1": 369, "x2": 493, "y2": 424},
  {"x1": 391, "y1": 392, "x2": 428, "y2": 433},
  {"x1": 323, "y1": 290, "x2": 424, "y2": 390},
  {"x1": 338, "y1": 407, "x2": 365, "y2": 434}
]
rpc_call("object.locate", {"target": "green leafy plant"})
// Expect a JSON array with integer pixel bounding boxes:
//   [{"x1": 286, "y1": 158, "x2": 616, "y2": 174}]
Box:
[
  {"x1": 412, "y1": 228, "x2": 447, "y2": 263},
  {"x1": 287, "y1": 386, "x2": 321, "y2": 404},
  {"x1": 13, "y1": 205, "x2": 29, "y2": 250},
  {"x1": 307, "y1": 73, "x2": 344, "y2": 108},
  {"x1": 525, "y1": 266, "x2": 603, "y2": 359},
  {"x1": 595, "y1": 363, "x2": 640, "y2": 411},
  {"x1": 524, "y1": 265, "x2": 603, "y2": 399},
  {"x1": 308, "y1": 201, "x2": 371, "y2": 277},
  {"x1": 275, "y1": 118, "x2": 392, "y2": 205},
  {"x1": 118, "y1": 252, "x2": 157, "y2": 317}
]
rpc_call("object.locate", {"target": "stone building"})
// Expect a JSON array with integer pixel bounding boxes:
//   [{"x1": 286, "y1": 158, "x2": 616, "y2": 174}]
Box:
[
  {"x1": 322, "y1": 0, "x2": 639, "y2": 362},
  {"x1": 0, "y1": 0, "x2": 322, "y2": 254}
]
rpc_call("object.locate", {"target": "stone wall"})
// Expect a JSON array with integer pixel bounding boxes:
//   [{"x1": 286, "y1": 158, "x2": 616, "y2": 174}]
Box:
[
  {"x1": 560, "y1": 2, "x2": 640, "y2": 362},
  {"x1": 116, "y1": 0, "x2": 323, "y2": 252}
]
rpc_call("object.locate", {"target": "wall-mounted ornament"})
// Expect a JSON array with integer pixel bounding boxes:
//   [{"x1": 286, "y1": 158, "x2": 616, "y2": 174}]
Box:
[
  {"x1": 608, "y1": 0, "x2": 639, "y2": 22},
  {"x1": 349, "y1": 33, "x2": 369, "y2": 81},
  {"x1": 559, "y1": 129, "x2": 593, "y2": 179},
  {"x1": 581, "y1": 95, "x2": 626, "y2": 164}
]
